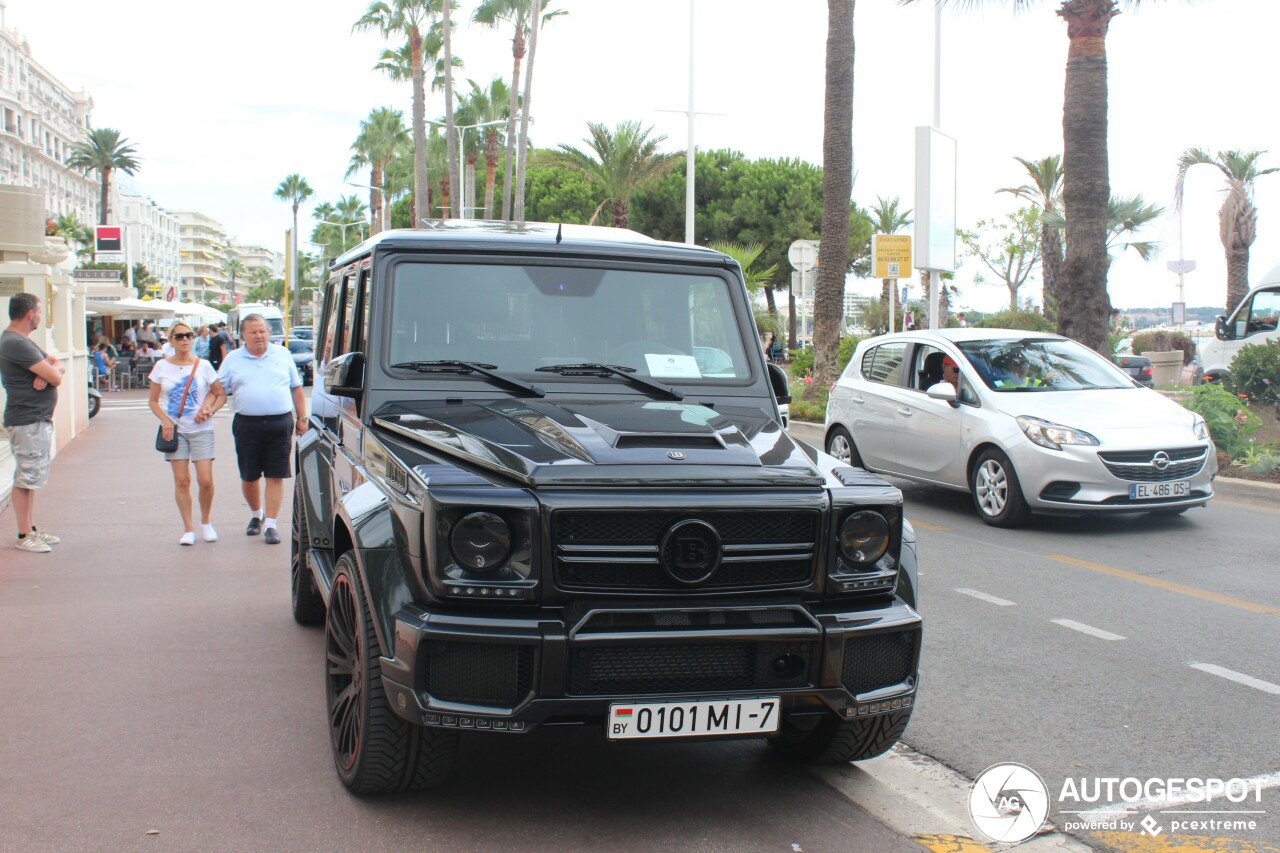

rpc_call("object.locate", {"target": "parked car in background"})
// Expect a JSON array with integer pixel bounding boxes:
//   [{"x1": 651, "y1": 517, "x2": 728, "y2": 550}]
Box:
[
  {"x1": 1115, "y1": 354, "x2": 1153, "y2": 388},
  {"x1": 824, "y1": 329, "x2": 1215, "y2": 527},
  {"x1": 290, "y1": 326, "x2": 314, "y2": 342},
  {"x1": 287, "y1": 339, "x2": 313, "y2": 385}
]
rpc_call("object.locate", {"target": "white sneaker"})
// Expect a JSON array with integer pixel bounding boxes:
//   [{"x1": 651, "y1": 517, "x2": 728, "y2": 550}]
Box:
[
  {"x1": 179, "y1": 531, "x2": 196, "y2": 546},
  {"x1": 33, "y1": 528, "x2": 60, "y2": 545},
  {"x1": 16, "y1": 536, "x2": 51, "y2": 553},
  {"x1": 201, "y1": 524, "x2": 218, "y2": 543}
]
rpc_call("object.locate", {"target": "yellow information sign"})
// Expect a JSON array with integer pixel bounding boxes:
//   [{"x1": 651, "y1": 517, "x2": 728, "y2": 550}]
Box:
[{"x1": 872, "y1": 234, "x2": 913, "y2": 279}]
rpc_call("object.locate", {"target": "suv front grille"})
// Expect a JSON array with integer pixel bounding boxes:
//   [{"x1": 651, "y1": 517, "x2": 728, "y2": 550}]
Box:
[
  {"x1": 553, "y1": 510, "x2": 818, "y2": 593},
  {"x1": 568, "y1": 641, "x2": 814, "y2": 696},
  {"x1": 842, "y1": 630, "x2": 918, "y2": 696},
  {"x1": 423, "y1": 642, "x2": 533, "y2": 707},
  {"x1": 1098, "y1": 447, "x2": 1207, "y2": 482}
]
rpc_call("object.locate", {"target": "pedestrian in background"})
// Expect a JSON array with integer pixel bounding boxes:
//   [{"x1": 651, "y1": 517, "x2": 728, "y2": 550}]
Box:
[
  {"x1": 149, "y1": 321, "x2": 225, "y2": 546},
  {"x1": 208, "y1": 322, "x2": 230, "y2": 370},
  {"x1": 216, "y1": 314, "x2": 306, "y2": 545},
  {"x1": 0, "y1": 293, "x2": 64, "y2": 553},
  {"x1": 193, "y1": 326, "x2": 211, "y2": 359}
]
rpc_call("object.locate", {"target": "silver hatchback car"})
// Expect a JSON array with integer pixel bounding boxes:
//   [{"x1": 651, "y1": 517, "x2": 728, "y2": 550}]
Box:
[{"x1": 824, "y1": 329, "x2": 1216, "y2": 527}]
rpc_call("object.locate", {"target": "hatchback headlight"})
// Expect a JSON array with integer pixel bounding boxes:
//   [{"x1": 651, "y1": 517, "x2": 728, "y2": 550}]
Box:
[
  {"x1": 1016, "y1": 416, "x2": 1100, "y2": 451},
  {"x1": 1192, "y1": 415, "x2": 1209, "y2": 441}
]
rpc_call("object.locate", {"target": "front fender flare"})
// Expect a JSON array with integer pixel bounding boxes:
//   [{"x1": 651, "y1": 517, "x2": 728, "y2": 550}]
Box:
[{"x1": 336, "y1": 481, "x2": 416, "y2": 657}]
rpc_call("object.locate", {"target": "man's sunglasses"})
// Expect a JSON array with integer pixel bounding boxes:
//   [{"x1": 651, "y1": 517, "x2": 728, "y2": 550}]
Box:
[{"x1": 172, "y1": 332, "x2": 196, "y2": 340}]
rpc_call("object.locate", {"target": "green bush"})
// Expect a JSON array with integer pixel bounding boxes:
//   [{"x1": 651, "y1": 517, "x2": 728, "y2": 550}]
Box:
[
  {"x1": 787, "y1": 336, "x2": 859, "y2": 379},
  {"x1": 1131, "y1": 329, "x2": 1171, "y2": 355},
  {"x1": 1169, "y1": 332, "x2": 1197, "y2": 366},
  {"x1": 1181, "y1": 383, "x2": 1261, "y2": 458},
  {"x1": 1233, "y1": 443, "x2": 1280, "y2": 476},
  {"x1": 1226, "y1": 340, "x2": 1280, "y2": 401},
  {"x1": 787, "y1": 381, "x2": 829, "y2": 422},
  {"x1": 973, "y1": 307, "x2": 1055, "y2": 332}
]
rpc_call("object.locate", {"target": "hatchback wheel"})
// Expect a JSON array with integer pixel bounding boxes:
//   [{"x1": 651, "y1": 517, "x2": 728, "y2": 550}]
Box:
[
  {"x1": 825, "y1": 425, "x2": 863, "y2": 467},
  {"x1": 970, "y1": 448, "x2": 1031, "y2": 528}
]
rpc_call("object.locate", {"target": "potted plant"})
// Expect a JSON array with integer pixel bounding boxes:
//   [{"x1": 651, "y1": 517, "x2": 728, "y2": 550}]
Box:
[{"x1": 1136, "y1": 330, "x2": 1182, "y2": 387}]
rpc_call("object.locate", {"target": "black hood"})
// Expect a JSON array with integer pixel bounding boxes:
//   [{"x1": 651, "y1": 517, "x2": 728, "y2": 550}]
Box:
[{"x1": 372, "y1": 398, "x2": 823, "y2": 488}]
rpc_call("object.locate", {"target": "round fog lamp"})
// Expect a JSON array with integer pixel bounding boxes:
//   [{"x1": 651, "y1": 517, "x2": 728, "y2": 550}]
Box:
[
  {"x1": 450, "y1": 512, "x2": 511, "y2": 572},
  {"x1": 839, "y1": 511, "x2": 890, "y2": 565}
]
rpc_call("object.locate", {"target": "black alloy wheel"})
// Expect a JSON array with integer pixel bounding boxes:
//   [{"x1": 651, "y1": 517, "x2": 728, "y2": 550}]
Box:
[{"x1": 291, "y1": 485, "x2": 325, "y2": 626}]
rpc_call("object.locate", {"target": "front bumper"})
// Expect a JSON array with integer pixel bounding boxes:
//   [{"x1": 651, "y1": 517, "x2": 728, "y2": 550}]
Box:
[
  {"x1": 380, "y1": 597, "x2": 922, "y2": 734},
  {"x1": 1014, "y1": 440, "x2": 1217, "y2": 512}
]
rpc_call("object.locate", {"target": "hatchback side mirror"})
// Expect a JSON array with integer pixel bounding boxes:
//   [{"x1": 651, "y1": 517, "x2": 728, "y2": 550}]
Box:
[
  {"x1": 324, "y1": 351, "x2": 365, "y2": 399},
  {"x1": 926, "y1": 381, "x2": 960, "y2": 408},
  {"x1": 767, "y1": 362, "x2": 791, "y2": 404}
]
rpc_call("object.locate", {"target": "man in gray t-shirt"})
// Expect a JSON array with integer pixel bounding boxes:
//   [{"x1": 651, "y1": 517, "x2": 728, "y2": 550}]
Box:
[{"x1": 1, "y1": 293, "x2": 64, "y2": 553}]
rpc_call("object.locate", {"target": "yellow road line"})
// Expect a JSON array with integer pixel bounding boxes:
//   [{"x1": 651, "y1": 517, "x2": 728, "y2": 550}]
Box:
[
  {"x1": 1090, "y1": 830, "x2": 1280, "y2": 852},
  {"x1": 908, "y1": 518, "x2": 952, "y2": 532},
  {"x1": 912, "y1": 834, "x2": 992, "y2": 853},
  {"x1": 1045, "y1": 554, "x2": 1280, "y2": 618}
]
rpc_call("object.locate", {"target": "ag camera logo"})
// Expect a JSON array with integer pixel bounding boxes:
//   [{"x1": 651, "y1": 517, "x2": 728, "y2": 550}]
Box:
[{"x1": 969, "y1": 763, "x2": 1050, "y2": 843}]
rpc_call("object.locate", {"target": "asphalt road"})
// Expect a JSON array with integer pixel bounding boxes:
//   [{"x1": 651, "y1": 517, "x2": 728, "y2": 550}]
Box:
[
  {"x1": 791, "y1": 420, "x2": 1280, "y2": 851},
  {"x1": 0, "y1": 396, "x2": 918, "y2": 853}
]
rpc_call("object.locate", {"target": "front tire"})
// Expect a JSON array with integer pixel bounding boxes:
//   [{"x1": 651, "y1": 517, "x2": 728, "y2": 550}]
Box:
[
  {"x1": 326, "y1": 552, "x2": 459, "y2": 793},
  {"x1": 970, "y1": 448, "x2": 1031, "y2": 528},
  {"x1": 291, "y1": 484, "x2": 325, "y2": 626},
  {"x1": 87, "y1": 392, "x2": 100, "y2": 419},
  {"x1": 769, "y1": 709, "x2": 912, "y2": 764},
  {"x1": 825, "y1": 425, "x2": 863, "y2": 468}
]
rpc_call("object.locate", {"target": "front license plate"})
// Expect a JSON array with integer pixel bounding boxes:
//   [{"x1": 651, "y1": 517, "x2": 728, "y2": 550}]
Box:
[
  {"x1": 1130, "y1": 481, "x2": 1190, "y2": 499},
  {"x1": 607, "y1": 698, "x2": 780, "y2": 740}
]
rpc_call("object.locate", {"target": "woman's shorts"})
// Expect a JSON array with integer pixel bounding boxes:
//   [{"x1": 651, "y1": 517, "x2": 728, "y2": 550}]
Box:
[{"x1": 165, "y1": 428, "x2": 216, "y2": 461}]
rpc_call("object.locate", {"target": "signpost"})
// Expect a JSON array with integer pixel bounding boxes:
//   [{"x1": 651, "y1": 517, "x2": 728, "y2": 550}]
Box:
[
  {"x1": 1167, "y1": 259, "x2": 1196, "y2": 330},
  {"x1": 873, "y1": 234, "x2": 912, "y2": 333},
  {"x1": 788, "y1": 240, "x2": 816, "y2": 349}
]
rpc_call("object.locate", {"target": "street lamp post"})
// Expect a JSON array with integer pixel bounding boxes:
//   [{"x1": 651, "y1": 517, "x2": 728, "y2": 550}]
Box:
[
  {"x1": 425, "y1": 119, "x2": 508, "y2": 219},
  {"x1": 317, "y1": 219, "x2": 368, "y2": 254}
]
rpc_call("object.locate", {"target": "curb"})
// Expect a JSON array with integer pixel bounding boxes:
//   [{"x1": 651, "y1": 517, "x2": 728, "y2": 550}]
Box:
[{"x1": 787, "y1": 420, "x2": 1280, "y2": 510}]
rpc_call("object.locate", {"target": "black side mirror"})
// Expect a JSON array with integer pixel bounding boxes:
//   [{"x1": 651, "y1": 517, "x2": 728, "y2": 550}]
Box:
[
  {"x1": 1215, "y1": 314, "x2": 1232, "y2": 341},
  {"x1": 767, "y1": 362, "x2": 791, "y2": 404},
  {"x1": 324, "y1": 351, "x2": 366, "y2": 399}
]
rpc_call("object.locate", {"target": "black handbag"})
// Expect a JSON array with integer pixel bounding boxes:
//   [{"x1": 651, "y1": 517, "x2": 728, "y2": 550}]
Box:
[{"x1": 155, "y1": 359, "x2": 199, "y2": 453}]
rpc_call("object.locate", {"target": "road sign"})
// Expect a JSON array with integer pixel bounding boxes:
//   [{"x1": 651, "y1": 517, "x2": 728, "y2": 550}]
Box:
[
  {"x1": 788, "y1": 239, "x2": 816, "y2": 271},
  {"x1": 95, "y1": 225, "x2": 123, "y2": 253},
  {"x1": 873, "y1": 234, "x2": 913, "y2": 279},
  {"x1": 1167, "y1": 259, "x2": 1196, "y2": 275}
]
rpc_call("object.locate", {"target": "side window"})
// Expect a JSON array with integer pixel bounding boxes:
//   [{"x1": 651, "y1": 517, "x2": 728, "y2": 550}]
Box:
[
  {"x1": 861, "y1": 343, "x2": 906, "y2": 386},
  {"x1": 911, "y1": 345, "x2": 946, "y2": 391},
  {"x1": 338, "y1": 273, "x2": 359, "y2": 356},
  {"x1": 321, "y1": 275, "x2": 346, "y2": 365},
  {"x1": 1239, "y1": 288, "x2": 1280, "y2": 337},
  {"x1": 357, "y1": 270, "x2": 372, "y2": 353}
]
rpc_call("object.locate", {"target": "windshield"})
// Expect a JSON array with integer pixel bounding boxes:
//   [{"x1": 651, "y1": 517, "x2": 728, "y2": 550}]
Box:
[
  {"x1": 388, "y1": 262, "x2": 752, "y2": 381},
  {"x1": 266, "y1": 318, "x2": 285, "y2": 337},
  {"x1": 956, "y1": 338, "x2": 1134, "y2": 391},
  {"x1": 287, "y1": 340, "x2": 311, "y2": 354}
]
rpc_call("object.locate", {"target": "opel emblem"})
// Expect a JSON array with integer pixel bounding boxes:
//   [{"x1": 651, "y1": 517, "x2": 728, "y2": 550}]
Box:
[
  {"x1": 668, "y1": 451, "x2": 686, "y2": 460},
  {"x1": 1151, "y1": 451, "x2": 1171, "y2": 471},
  {"x1": 659, "y1": 519, "x2": 722, "y2": 585}
]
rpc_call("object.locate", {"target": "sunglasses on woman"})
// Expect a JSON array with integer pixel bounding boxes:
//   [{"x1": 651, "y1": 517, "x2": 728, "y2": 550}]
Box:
[{"x1": 172, "y1": 332, "x2": 196, "y2": 340}]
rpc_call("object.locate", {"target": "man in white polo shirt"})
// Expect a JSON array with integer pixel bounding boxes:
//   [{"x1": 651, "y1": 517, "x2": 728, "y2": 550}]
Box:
[{"x1": 210, "y1": 314, "x2": 307, "y2": 545}]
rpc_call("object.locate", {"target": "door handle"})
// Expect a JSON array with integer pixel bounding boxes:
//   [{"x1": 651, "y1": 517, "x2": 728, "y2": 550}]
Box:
[
  {"x1": 897, "y1": 407, "x2": 913, "y2": 417},
  {"x1": 850, "y1": 395, "x2": 865, "y2": 404}
]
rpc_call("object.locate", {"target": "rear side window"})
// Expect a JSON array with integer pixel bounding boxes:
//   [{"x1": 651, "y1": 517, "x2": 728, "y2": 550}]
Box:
[{"x1": 860, "y1": 343, "x2": 906, "y2": 385}]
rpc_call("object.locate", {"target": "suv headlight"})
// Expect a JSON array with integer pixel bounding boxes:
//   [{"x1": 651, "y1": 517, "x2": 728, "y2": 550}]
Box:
[
  {"x1": 827, "y1": 504, "x2": 901, "y2": 596},
  {"x1": 839, "y1": 511, "x2": 890, "y2": 565},
  {"x1": 450, "y1": 512, "x2": 511, "y2": 572},
  {"x1": 1016, "y1": 415, "x2": 1100, "y2": 451}
]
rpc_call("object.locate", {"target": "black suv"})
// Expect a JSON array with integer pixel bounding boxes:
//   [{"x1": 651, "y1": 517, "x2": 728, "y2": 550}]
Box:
[{"x1": 292, "y1": 223, "x2": 922, "y2": 794}]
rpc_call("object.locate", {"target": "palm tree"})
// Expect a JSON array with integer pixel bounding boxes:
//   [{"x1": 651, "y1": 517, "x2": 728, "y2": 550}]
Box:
[
  {"x1": 347, "y1": 107, "x2": 410, "y2": 234},
  {"x1": 709, "y1": 241, "x2": 783, "y2": 353},
  {"x1": 1175, "y1": 148, "x2": 1278, "y2": 315},
  {"x1": 811, "y1": 0, "x2": 854, "y2": 391},
  {"x1": 355, "y1": 0, "x2": 441, "y2": 227},
  {"x1": 456, "y1": 76, "x2": 510, "y2": 219},
  {"x1": 222, "y1": 256, "x2": 246, "y2": 300},
  {"x1": 867, "y1": 196, "x2": 913, "y2": 329},
  {"x1": 999, "y1": 155, "x2": 1063, "y2": 321},
  {"x1": 66, "y1": 128, "x2": 141, "y2": 225},
  {"x1": 910, "y1": 0, "x2": 1159, "y2": 355},
  {"x1": 52, "y1": 213, "x2": 94, "y2": 260},
  {"x1": 546, "y1": 121, "x2": 679, "y2": 229},
  {"x1": 1042, "y1": 192, "x2": 1164, "y2": 261},
  {"x1": 274, "y1": 174, "x2": 314, "y2": 323},
  {"x1": 472, "y1": 0, "x2": 567, "y2": 221}
]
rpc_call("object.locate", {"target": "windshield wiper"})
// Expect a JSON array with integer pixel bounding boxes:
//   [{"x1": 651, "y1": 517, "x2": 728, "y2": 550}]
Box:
[
  {"x1": 536, "y1": 362, "x2": 684, "y2": 401},
  {"x1": 391, "y1": 360, "x2": 545, "y2": 397}
]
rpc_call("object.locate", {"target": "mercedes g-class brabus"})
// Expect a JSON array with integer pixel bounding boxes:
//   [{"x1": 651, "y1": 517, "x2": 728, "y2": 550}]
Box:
[{"x1": 292, "y1": 222, "x2": 922, "y2": 793}]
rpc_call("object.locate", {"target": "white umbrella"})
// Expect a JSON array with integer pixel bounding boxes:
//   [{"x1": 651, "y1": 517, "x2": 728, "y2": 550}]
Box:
[
  {"x1": 173, "y1": 301, "x2": 227, "y2": 323},
  {"x1": 85, "y1": 297, "x2": 178, "y2": 319}
]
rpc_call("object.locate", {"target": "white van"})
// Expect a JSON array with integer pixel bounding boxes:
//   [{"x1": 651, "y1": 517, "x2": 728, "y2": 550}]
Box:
[
  {"x1": 1199, "y1": 261, "x2": 1280, "y2": 383},
  {"x1": 227, "y1": 303, "x2": 286, "y2": 346}
]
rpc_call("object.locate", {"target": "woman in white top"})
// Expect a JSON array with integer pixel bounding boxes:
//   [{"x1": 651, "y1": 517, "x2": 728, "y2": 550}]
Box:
[{"x1": 148, "y1": 321, "x2": 227, "y2": 546}]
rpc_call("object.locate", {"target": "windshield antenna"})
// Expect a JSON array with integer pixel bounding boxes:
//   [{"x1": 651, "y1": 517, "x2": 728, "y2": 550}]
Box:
[{"x1": 555, "y1": 222, "x2": 563, "y2": 244}]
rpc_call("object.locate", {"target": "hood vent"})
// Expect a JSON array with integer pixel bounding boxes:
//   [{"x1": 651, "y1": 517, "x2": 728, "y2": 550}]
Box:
[{"x1": 613, "y1": 434, "x2": 725, "y2": 450}]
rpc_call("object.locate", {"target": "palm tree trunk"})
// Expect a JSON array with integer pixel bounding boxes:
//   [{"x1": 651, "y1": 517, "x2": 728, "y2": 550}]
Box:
[
  {"x1": 811, "y1": 0, "x2": 853, "y2": 394},
  {"x1": 1226, "y1": 246, "x2": 1250, "y2": 315},
  {"x1": 501, "y1": 26, "x2": 526, "y2": 221},
  {"x1": 484, "y1": 130, "x2": 500, "y2": 219},
  {"x1": 513, "y1": 0, "x2": 541, "y2": 225},
  {"x1": 1056, "y1": 0, "x2": 1117, "y2": 355},
  {"x1": 1040, "y1": 224, "x2": 1063, "y2": 322},
  {"x1": 410, "y1": 24, "x2": 429, "y2": 226},
  {"x1": 611, "y1": 198, "x2": 629, "y2": 229},
  {"x1": 371, "y1": 165, "x2": 384, "y2": 234},
  {"x1": 99, "y1": 167, "x2": 112, "y2": 225},
  {"x1": 442, "y1": 0, "x2": 458, "y2": 219}
]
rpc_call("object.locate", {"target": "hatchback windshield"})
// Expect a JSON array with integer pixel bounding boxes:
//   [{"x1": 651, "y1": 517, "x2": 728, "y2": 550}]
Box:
[
  {"x1": 956, "y1": 338, "x2": 1134, "y2": 391},
  {"x1": 388, "y1": 262, "x2": 752, "y2": 380}
]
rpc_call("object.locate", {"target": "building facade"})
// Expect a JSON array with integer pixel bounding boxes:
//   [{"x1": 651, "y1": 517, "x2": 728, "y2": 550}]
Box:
[
  {"x1": 120, "y1": 192, "x2": 181, "y2": 297},
  {"x1": 0, "y1": 13, "x2": 98, "y2": 226},
  {"x1": 175, "y1": 210, "x2": 228, "y2": 302},
  {"x1": 228, "y1": 240, "x2": 280, "y2": 299}
]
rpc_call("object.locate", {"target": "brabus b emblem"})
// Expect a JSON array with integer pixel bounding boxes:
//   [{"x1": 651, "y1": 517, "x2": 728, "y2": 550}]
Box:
[
  {"x1": 668, "y1": 451, "x2": 686, "y2": 460},
  {"x1": 659, "y1": 519, "x2": 722, "y2": 585}
]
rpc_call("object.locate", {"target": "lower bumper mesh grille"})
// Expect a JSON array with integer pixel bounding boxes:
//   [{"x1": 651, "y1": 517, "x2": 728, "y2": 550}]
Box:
[
  {"x1": 568, "y1": 641, "x2": 814, "y2": 696},
  {"x1": 842, "y1": 630, "x2": 918, "y2": 696},
  {"x1": 424, "y1": 642, "x2": 533, "y2": 707}
]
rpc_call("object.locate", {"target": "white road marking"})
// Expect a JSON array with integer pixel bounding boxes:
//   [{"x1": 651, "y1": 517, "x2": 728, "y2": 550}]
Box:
[
  {"x1": 1050, "y1": 619, "x2": 1126, "y2": 641},
  {"x1": 1079, "y1": 770, "x2": 1280, "y2": 819},
  {"x1": 1188, "y1": 662, "x2": 1280, "y2": 695},
  {"x1": 954, "y1": 588, "x2": 1015, "y2": 607}
]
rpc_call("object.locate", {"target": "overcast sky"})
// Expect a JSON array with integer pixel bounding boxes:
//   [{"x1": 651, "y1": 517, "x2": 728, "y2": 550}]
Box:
[{"x1": 7, "y1": 0, "x2": 1280, "y2": 313}]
